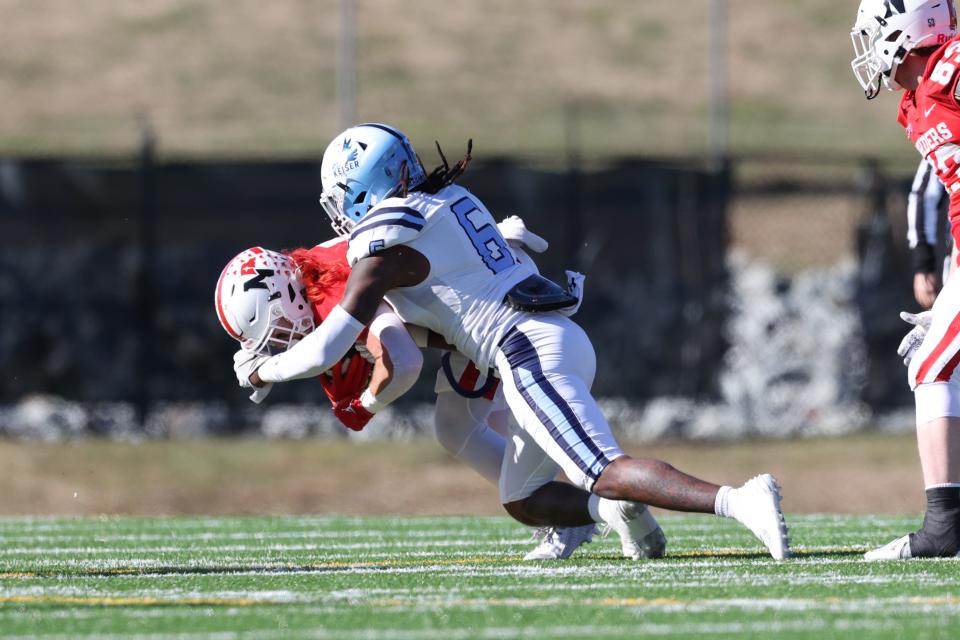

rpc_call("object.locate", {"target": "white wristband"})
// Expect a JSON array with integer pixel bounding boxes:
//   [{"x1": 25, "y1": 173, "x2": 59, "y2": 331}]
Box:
[{"x1": 359, "y1": 388, "x2": 386, "y2": 413}]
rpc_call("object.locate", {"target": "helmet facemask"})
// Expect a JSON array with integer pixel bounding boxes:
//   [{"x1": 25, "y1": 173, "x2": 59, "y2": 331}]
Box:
[
  {"x1": 254, "y1": 305, "x2": 315, "y2": 356},
  {"x1": 319, "y1": 180, "x2": 353, "y2": 236},
  {"x1": 851, "y1": 21, "x2": 889, "y2": 98}
]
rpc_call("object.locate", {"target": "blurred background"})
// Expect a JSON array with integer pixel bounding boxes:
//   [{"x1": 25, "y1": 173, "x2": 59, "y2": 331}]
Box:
[{"x1": 0, "y1": 1, "x2": 941, "y2": 514}]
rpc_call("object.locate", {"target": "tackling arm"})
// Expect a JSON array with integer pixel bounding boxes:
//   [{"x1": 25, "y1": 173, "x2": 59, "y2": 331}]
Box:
[{"x1": 251, "y1": 245, "x2": 429, "y2": 386}]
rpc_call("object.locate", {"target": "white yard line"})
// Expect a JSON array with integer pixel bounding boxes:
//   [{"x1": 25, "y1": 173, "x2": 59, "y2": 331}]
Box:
[{"x1": 0, "y1": 619, "x2": 908, "y2": 640}]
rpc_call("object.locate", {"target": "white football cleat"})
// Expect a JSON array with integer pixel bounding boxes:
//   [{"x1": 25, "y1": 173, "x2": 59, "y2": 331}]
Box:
[
  {"x1": 523, "y1": 524, "x2": 597, "y2": 561},
  {"x1": 729, "y1": 474, "x2": 791, "y2": 560},
  {"x1": 598, "y1": 499, "x2": 667, "y2": 560},
  {"x1": 864, "y1": 534, "x2": 912, "y2": 561}
]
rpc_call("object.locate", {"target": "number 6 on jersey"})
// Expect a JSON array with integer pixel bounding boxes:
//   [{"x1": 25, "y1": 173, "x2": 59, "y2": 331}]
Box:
[{"x1": 450, "y1": 196, "x2": 515, "y2": 274}]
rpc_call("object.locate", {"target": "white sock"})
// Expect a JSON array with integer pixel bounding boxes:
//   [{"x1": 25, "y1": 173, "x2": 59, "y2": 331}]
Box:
[
  {"x1": 714, "y1": 486, "x2": 734, "y2": 518},
  {"x1": 587, "y1": 494, "x2": 603, "y2": 524}
]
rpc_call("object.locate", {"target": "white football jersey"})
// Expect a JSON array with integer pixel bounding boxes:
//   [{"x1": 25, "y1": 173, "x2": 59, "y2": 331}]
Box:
[{"x1": 347, "y1": 184, "x2": 536, "y2": 368}]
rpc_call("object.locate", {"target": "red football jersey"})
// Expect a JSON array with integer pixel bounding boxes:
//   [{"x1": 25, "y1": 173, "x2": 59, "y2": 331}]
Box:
[{"x1": 898, "y1": 33, "x2": 960, "y2": 249}]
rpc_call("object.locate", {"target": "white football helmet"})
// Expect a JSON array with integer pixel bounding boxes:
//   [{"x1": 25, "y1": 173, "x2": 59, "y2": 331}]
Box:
[
  {"x1": 214, "y1": 247, "x2": 315, "y2": 355},
  {"x1": 319, "y1": 123, "x2": 426, "y2": 236},
  {"x1": 851, "y1": 0, "x2": 957, "y2": 98}
]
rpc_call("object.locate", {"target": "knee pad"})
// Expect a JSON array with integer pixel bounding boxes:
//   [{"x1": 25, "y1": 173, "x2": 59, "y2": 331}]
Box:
[{"x1": 914, "y1": 381, "x2": 960, "y2": 426}]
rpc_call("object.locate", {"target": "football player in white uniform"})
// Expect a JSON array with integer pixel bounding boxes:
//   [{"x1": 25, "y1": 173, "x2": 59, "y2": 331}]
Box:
[
  {"x1": 241, "y1": 123, "x2": 791, "y2": 560},
  {"x1": 852, "y1": 0, "x2": 960, "y2": 559},
  {"x1": 218, "y1": 228, "x2": 597, "y2": 560}
]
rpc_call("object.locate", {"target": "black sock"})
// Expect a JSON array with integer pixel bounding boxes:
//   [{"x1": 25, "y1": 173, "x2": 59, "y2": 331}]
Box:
[{"x1": 909, "y1": 487, "x2": 960, "y2": 557}]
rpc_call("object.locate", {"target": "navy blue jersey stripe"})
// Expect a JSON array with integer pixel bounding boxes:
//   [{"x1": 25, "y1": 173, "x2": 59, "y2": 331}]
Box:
[
  {"x1": 351, "y1": 218, "x2": 424, "y2": 240},
  {"x1": 503, "y1": 329, "x2": 610, "y2": 468},
  {"x1": 510, "y1": 365, "x2": 595, "y2": 478},
  {"x1": 365, "y1": 206, "x2": 424, "y2": 221},
  {"x1": 350, "y1": 207, "x2": 425, "y2": 239},
  {"x1": 502, "y1": 329, "x2": 611, "y2": 481}
]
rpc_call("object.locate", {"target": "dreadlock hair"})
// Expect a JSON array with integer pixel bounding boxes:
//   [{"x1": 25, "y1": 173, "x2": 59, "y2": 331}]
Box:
[{"x1": 397, "y1": 139, "x2": 473, "y2": 197}]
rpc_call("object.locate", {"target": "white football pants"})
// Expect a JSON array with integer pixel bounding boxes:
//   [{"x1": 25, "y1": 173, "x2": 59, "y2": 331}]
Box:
[{"x1": 495, "y1": 315, "x2": 624, "y2": 502}]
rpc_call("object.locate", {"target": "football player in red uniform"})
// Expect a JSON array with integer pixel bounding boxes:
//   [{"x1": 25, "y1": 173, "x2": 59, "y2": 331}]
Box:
[
  {"x1": 852, "y1": 0, "x2": 960, "y2": 559},
  {"x1": 215, "y1": 220, "x2": 599, "y2": 560}
]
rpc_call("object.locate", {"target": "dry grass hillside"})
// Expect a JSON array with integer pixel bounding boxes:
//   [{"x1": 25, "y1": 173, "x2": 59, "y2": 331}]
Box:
[
  {"x1": 0, "y1": 435, "x2": 927, "y2": 515},
  {"x1": 0, "y1": 1, "x2": 912, "y2": 159}
]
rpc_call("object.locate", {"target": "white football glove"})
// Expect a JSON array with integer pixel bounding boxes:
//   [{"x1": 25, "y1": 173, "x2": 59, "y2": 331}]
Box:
[
  {"x1": 897, "y1": 310, "x2": 934, "y2": 367},
  {"x1": 233, "y1": 349, "x2": 273, "y2": 403},
  {"x1": 497, "y1": 215, "x2": 549, "y2": 253},
  {"x1": 558, "y1": 270, "x2": 586, "y2": 317}
]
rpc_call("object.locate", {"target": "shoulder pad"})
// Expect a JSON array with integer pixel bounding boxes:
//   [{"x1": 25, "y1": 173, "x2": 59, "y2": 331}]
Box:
[{"x1": 346, "y1": 203, "x2": 426, "y2": 264}]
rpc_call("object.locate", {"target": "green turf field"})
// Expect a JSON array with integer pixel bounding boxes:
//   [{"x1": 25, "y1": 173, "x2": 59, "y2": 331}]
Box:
[{"x1": 1, "y1": 514, "x2": 958, "y2": 639}]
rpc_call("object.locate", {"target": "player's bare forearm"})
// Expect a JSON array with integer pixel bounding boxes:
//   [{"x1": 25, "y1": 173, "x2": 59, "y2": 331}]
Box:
[
  {"x1": 340, "y1": 246, "x2": 430, "y2": 324},
  {"x1": 362, "y1": 310, "x2": 423, "y2": 409},
  {"x1": 364, "y1": 332, "x2": 393, "y2": 396}
]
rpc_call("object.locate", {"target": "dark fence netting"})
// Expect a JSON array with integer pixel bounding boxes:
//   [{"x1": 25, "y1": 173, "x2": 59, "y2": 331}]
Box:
[{"x1": 0, "y1": 155, "x2": 729, "y2": 436}]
